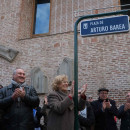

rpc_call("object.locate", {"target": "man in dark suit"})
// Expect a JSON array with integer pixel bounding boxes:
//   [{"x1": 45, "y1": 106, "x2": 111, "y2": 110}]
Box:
[
  {"x1": 91, "y1": 88, "x2": 118, "y2": 130},
  {"x1": 0, "y1": 69, "x2": 39, "y2": 130}
]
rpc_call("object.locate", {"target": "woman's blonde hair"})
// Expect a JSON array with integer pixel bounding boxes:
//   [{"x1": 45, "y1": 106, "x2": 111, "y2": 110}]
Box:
[{"x1": 52, "y1": 75, "x2": 68, "y2": 91}]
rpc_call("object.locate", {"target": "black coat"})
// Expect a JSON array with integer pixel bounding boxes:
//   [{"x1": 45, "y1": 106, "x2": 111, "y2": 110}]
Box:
[
  {"x1": 34, "y1": 106, "x2": 42, "y2": 128},
  {"x1": 0, "y1": 109, "x2": 5, "y2": 130},
  {"x1": 91, "y1": 98, "x2": 118, "y2": 130},
  {"x1": 79, "y1": 101, "x2": 95, "y2": 130},
  {"x1": 118, "y1": 104, "x2": 130, "y2": 130},
  {"x1": 0, "y1": 84, "x2": 39, "y2": 130}
]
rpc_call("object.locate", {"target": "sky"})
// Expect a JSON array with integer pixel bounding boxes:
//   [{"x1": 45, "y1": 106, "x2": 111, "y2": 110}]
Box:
[{"x1": 35, "y1": 3, "x2": 50, "y2": 34}]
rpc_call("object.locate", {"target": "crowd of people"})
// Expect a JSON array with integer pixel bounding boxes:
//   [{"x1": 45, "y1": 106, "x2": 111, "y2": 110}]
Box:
[{"x1": 0, "y1": 68, "x2": 130, "y2": 130}]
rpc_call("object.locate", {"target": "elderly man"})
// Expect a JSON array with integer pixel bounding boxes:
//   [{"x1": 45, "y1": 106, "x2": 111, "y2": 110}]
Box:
[
  {"x1": 0, "y1": 69, "x2": 39, "y2": 130},
  {"x1": 118, "y1": 92, "x2": 130, "y2": 130},
  {"x1": 91, "y1": 88, "x2": 118, "y2": 130}
]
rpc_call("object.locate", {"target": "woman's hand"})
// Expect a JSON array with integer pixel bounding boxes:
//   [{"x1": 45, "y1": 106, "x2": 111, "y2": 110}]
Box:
[
  {"x1": 69, "y1": 81, "x2": 74, "y2": 97},
  {"x1": 80, "y1": 83, "x2": 87, "y2": 96},
  {"x1": 44, "y1": 96, "x2": 48, "y2": 105},
  {"x1": 69, "y1": 82, "x2": 87, "y2": 97}
]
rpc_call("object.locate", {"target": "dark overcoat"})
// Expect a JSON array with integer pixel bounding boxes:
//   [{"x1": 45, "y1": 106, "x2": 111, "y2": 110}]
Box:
[
  {"x1": 0, "y1": 84, "x2": 39, "y2": 130},
  {"x1": 118, "y1": 104, "x2": 130, "y2": 130},
  {"x1": 47, "y1": 90, "x2": 86, "y2": 130},
  {"x1": 0, "y1": 108, "x2": 5, "y2": 130},
  {"x1": 91, "y1": 98, "x2": 118, "y2": 130}
]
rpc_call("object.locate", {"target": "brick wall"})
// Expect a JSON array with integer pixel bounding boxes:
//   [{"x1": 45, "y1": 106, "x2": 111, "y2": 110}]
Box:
[{"x1": 0, "y1": 0, "x2": 129, "y2": 112}]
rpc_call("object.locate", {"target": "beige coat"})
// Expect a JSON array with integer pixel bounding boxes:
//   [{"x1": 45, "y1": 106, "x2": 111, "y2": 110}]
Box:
[{"x1": 47, "y1": 90, "x2": 86, "y2": 130}]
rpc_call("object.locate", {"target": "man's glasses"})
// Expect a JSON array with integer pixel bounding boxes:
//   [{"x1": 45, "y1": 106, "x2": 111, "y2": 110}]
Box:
[{"x1": 100, "y1": 92, "x2": 108, "y2": 95}]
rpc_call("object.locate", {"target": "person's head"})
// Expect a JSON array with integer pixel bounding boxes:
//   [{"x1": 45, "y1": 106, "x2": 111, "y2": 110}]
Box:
[
  {"x1": 0, "y1": 84, "x2": 3, "y2": 89},
  {"x1": 52, "y1": 75, "x2": 68, "y2": 93},
  {"x1": 126, "y1": 92, "x2": 130, "y2": 103},
  {"x1": 13, "y1": 69, "x2": 26, "y2": 83},
  {"x1": 98, "y1": 88, "x2": 109, "y2": 100},
  {"x1": 87, "y1": 95, "x2": 93, "y2": 102}
]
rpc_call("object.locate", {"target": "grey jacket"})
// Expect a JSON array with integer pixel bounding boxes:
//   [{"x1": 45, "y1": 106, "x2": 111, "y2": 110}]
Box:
[
  {"x1": 47, "y1": 90, "x2": 86, "y2": 130},
  {"x1": 0, "y1": 83, "x2": 39, "y2": 130}
]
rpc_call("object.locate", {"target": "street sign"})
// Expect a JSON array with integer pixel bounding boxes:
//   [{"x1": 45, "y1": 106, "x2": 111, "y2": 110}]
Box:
[{"x1": 80, "y1": 15, "x2": 129, "y2": 36}]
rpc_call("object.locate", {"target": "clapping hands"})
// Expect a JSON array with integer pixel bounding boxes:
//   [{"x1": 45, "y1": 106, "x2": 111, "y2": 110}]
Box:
[
  {"x1": 69, "y1": 81, "x2": 87, "y2": 97},
  {"x1": 78, "y1": 83, "x2": 87, "y2": 97},
  {"x1": 12, "y1": 87, "x2": 25, "y2": 100},
  {"x1": 69, "y1": 81, "x2": 74, "y2": 97},
  {"x1": 102, "y1": 99, "x2": 111, "y2": 111},
  {"x1": 80, "y1": 83, "x2": 87, "y2": 96}
]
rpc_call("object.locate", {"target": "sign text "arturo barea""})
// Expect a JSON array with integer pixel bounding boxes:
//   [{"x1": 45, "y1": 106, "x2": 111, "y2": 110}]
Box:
[
  {"x1": 80, "y1": 15, "x2": 129, "y2": 36},
  {"x1": 90, "y1": 24, "x2": 125, "y2": 33}
]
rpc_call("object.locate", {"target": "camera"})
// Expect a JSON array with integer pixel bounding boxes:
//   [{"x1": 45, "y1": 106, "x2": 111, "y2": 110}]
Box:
[
  {"x1": 105, "y1": 99, "x2": 109, "y2": 102},
  {"x1": 68, "y1": 81, "x2": 72, "y2": 86}
]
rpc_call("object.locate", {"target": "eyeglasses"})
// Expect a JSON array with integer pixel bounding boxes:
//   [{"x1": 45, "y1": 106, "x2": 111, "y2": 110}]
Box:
[
  {"x1": 88, "y1": 97, "x2": 92, "y2": 99},
  {"x1": 100, "y1": 92, "x2": 108, "y2": 95}
]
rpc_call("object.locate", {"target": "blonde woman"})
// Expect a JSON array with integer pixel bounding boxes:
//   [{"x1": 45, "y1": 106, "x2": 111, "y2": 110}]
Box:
[{"x1": 47, "y1": 75, "x2": 87, "y2": 130}]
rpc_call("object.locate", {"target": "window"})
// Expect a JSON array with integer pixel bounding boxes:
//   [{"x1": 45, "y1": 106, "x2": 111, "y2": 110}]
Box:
[
  {"x1": 33, "y1": 0, "x2": 50, "y2": 35},
  {"x1": 120, "y1": 0, "x2": 130, "y2": 16}
]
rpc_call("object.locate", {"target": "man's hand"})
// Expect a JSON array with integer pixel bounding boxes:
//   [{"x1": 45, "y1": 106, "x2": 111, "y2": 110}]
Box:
[
  {"x1": 105, "y1": 100, "x2": 111, "y2": 108},
  {"x1": 19, "y1": 87, "x2": 25, "y2": 98},
  {"x1": 12, "y1": 87, "x2": 25, "y2": 100},
  {"x1": 102, "y1": 100, "x2": 111, "y2": 111},
  {"x1": 12, "y1": 90, "x2": 18, "y2": 100},
  {"x1": 102, "y1": 100, "x2": 106, "y2": 111}
]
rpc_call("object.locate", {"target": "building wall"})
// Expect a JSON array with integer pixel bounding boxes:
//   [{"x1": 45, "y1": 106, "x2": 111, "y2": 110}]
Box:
[{"x1": 0, "y1": 0, "x2": 130, "y2": 108}]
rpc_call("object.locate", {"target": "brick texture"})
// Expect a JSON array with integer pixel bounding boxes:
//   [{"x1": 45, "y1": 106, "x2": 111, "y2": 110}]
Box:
[{"x1": 0, "y1": 0, "x2": 130, "y2": 116}]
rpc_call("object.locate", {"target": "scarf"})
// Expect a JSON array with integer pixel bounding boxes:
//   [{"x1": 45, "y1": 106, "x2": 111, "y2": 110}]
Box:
[
  {"x1": 11, "y1": 79, "x2": 26, "y2": 88},
  {"x1": 11, "y1": 80, "x2": 27, "y2": 104}
]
